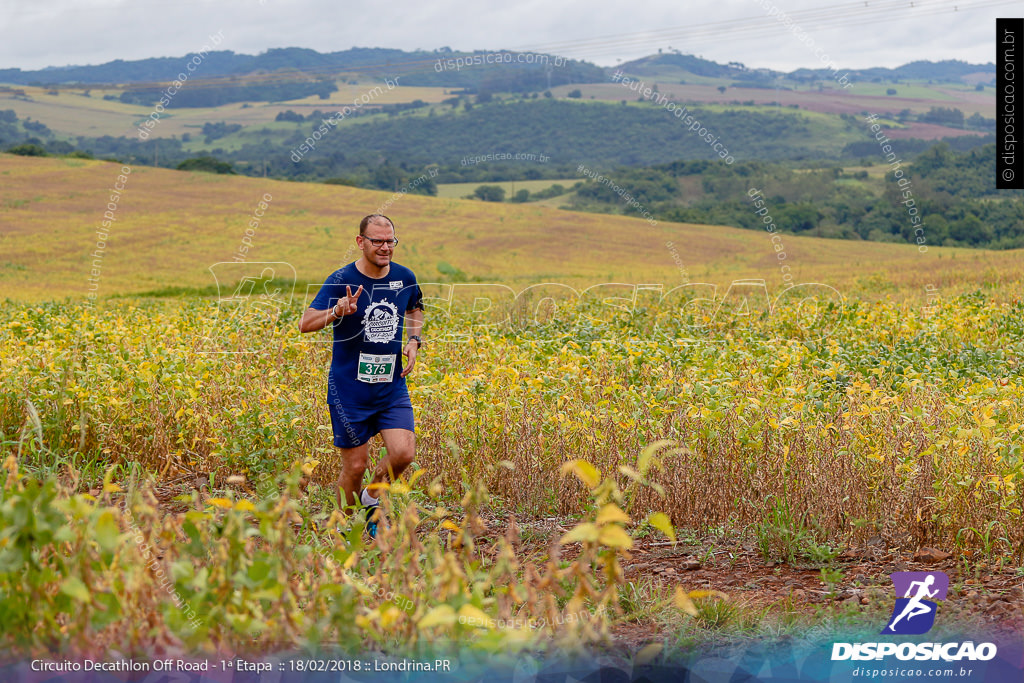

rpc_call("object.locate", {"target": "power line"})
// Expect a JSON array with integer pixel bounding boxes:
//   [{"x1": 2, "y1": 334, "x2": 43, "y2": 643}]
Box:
[{"x1": 515, "y1": 0, "x2": 1014, "y2": 59}]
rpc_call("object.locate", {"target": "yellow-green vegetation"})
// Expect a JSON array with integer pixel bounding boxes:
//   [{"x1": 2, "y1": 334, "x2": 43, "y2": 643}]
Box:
[
  {"x1": 0, "y1": 81, "x2": 448, "y2": 140},
  {"x1": 2, "y1": 155, "x2": 1021, "y2": 302},
  {"x1": 0, "y1": 86, "x2": 155, "y2": 138},
  {"x1": 0, "y1": 440, "x2": 672, "y2": 657},
  {"x1": 4, "y1": 289, "x2": 1022, "y2": 546},
  {"x1": 844, "y1": 82, "x2": 962, "y2": 100},
  {"x1": 2, "y1": 285, "x2": 1023, "y2": 657},
  {"x1": 2, "y1": 154, "x2": 1024, "y2": 659}
]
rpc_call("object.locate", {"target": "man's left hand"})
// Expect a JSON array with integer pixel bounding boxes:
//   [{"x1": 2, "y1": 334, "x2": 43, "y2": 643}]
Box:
[{"x1": 401, "y1": 342, "x2": 418, "y2": 377}]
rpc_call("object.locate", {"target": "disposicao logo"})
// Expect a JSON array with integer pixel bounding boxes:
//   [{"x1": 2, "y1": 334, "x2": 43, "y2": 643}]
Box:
[
  {"x1": 883, "y1": 571, "x2": 948, "y2": 635},
  {"x1": 831, "y1": 571, "x2": 998, "y2": 662}
]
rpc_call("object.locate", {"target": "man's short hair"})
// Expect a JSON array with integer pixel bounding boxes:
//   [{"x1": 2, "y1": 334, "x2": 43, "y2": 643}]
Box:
[{"x1": 359, "y1": 214, "x2": 395, "y2": 235}]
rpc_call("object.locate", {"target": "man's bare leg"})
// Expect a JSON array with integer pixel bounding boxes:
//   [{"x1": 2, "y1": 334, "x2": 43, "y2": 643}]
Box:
[
  {"x1": 364, "y1": 428, "x2": 416, "y2": 497},
  {"x1": 336, "y1": 441, "x2": 371, "y2": 512}
]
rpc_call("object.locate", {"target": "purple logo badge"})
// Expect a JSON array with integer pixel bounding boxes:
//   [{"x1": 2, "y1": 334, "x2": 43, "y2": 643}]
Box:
[{"x1": 882, "y1": 571, "x2": 949, "y2": 635}]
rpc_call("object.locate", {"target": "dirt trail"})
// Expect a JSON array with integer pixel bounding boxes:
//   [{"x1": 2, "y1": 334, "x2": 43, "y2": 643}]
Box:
[{"x1": 501, "y1": 515, "x2": 1024, "y2": 648}]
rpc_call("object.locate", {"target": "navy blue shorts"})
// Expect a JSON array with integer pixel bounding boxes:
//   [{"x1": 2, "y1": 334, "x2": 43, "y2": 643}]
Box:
[{"x1": 328, "y1": 400, "x2": 414, "y2": 448}]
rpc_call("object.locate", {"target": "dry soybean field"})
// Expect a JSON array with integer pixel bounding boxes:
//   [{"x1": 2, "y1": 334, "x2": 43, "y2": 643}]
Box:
[{"x1": 1, "y1": 155, "x2": 1023, "y2": 665}]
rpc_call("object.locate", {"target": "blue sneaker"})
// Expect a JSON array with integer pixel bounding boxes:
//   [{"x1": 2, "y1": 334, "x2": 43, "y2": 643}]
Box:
[
  {"x1": 364, "y1": 502, "x2": 380, "y2": 538},
  {"x1": 360, "y1": 489, "x2": 382, "y2": 539}
]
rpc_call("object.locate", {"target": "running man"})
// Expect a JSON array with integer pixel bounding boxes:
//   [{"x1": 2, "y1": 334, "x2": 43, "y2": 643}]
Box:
[
  {"x1": 886, "y1": 574, "x2": 938, "y2": 632},
  {"x1": 299, "y1": 214, "x2": 424, "y2": 536}
]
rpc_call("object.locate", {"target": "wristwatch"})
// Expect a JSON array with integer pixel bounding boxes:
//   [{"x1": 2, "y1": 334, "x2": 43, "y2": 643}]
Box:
[{"x1": 408, "y1": 335, "x2": 422, "y2": 349}]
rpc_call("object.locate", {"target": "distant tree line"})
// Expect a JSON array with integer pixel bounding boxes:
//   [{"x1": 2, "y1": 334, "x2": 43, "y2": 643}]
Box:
[
  {"x1": 568, "y1": 145, "x2": 1023, "y2": 249},
  {"x1": 119, "y1": 77, "x2": 338, "y2": 107}
]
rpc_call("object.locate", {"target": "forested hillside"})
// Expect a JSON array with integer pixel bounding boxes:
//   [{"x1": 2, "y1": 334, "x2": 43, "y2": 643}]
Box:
[{"x1": 570, "y1": 144, "x2": 1024, "y2": 249}]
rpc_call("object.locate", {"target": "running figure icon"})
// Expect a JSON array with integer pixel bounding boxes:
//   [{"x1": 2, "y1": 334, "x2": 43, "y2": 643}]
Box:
[
  {"x1": 882, "y1": 571, "x2": 948, "y2": 635},
  {"x1": 886, "y1": 575, "x2": 938, "y2": 632}
]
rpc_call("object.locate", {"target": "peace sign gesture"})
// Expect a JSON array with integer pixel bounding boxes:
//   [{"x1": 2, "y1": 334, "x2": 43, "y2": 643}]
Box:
[{"x1": 333, "y1": 284, "x2": 363, "y2": 318}]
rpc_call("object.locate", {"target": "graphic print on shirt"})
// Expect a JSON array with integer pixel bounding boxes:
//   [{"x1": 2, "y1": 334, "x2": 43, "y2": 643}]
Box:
[{"x1": 362, "y1": 299, "x2": 400, "y2": 343}]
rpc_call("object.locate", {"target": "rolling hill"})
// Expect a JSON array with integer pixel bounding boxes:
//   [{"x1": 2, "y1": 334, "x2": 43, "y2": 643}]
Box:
[
  {"x1": 1, "y1": 154, "x2": 1020, "y2": 304},
  {"x1": 0, "y1": 49, "x2": 995, "y2": 149}
]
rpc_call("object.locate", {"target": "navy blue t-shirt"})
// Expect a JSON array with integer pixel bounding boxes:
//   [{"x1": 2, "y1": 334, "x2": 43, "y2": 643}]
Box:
[{"x1": 310, "y1": 262, "x2": 423, "y2": 410}]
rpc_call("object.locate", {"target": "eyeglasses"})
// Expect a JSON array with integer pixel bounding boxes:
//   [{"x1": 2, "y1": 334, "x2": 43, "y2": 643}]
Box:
[{"x1": 362, "y1": 237, "x2": 399, "y2": 248}]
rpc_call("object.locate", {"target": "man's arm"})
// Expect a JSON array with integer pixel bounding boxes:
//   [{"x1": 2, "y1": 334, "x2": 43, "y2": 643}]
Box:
[
  {"x1": 299, "y1": 284, "x2": 362, "y2": 333},
  {"x1": 400, "y1": 307, "x2": 424, "y2": 377},
  {"x1": 405, "y1": 307, "x2": 424, "y2": 340},
  {"x1": 298, "y1": 305, "x2": 338, "y2": 334}
]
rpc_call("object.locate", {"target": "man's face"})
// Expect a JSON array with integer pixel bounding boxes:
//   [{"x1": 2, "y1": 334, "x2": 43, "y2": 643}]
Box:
[{"x1": 358, "y1": 220, "x2": 396, "y2": 268}]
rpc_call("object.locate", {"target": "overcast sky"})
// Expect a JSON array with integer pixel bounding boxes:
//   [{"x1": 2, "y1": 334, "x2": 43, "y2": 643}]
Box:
[{"x1": 0, "y1": 0, "x2": 1013, "y2": 73}]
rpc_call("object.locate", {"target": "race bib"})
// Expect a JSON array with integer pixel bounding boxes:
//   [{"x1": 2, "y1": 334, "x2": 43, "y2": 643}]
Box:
[{"x1": 357, "y1": 353, "x2": 396, "y2": 383}]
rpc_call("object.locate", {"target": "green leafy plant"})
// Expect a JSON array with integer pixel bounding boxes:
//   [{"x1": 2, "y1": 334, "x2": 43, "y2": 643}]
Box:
[{"x1": 753, "y1": 498, "x2": 838, "y2": 566}]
